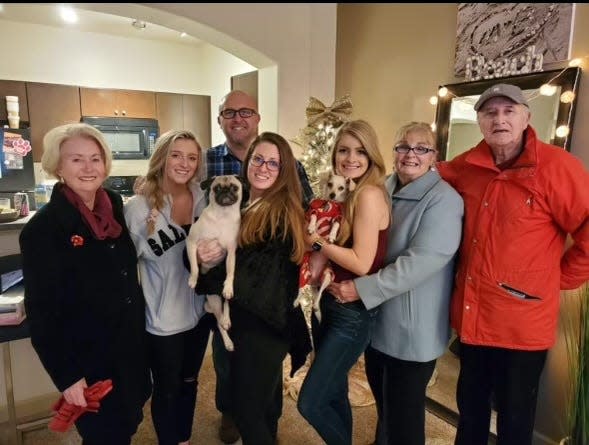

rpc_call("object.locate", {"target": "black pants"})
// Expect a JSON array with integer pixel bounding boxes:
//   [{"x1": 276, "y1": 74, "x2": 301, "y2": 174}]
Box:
[
  {"x1": 454, "y1": 342, "x2": 547, "y2": 445},
  {"x1": 230, "y1": 306, "x2": 289, "y2": 445},
  {"x1": 365, "y1": 346, "x2": 436, "y2": 445},
  {"x1": 148, "y1": 321, "x2": 210, "y2": 445}
]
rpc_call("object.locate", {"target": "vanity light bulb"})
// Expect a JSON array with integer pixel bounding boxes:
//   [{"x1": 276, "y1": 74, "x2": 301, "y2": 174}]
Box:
[
  {"x1": 430, "y1": 123, "x2": 437, "y2": 132},
  {"x1": 539, "y1": 84, "x2": 557, "y2": 96},
  {"x1": 438, "y1": 87, "x2": 448, "y2": 98},
  {"x1": 568, "y1": 58, "x2": 582, "y2": 67},
  {"x1": 555, "y1": 125, "x2": 570, "y2": 138},
  {"x1": 560, "y1": 91, "x2": 575, "y2": 103},
  {"x1": 429, "y1": 96, "x2": 438, "y2": 105}
]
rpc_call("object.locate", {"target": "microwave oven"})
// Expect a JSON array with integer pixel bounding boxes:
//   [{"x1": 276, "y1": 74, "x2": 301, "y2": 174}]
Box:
[{"x1": 81, "y1": 117, "x2": 159, "y2": 159}]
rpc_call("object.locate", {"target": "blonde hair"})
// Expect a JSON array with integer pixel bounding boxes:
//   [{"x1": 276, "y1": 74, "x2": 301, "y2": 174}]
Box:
[
  {"x1": 394, "y1": 122, "x2": 436, "y2": 152},
  {"x1": 330, "y1": 119, "x2": 387, "y2": 243},
  {"x1": 144, "y1": 130, "x2": 204, "y2": 234},
  {"x1": 41, "y1": 123, "x2": 112, "y2": 179},
  {"x1": 240, "y1": 132, "x2": 306, "y2": 264}
]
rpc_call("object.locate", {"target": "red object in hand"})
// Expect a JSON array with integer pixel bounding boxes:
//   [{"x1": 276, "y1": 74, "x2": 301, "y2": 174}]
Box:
[{"x1": 48, "y1": 379, "x2": 113, "y2": 433}]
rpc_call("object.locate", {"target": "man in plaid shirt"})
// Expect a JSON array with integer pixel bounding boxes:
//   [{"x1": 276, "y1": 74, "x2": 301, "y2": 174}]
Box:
[{"x1": 207, "y1": 90, "x2": 314, "y2": 207}]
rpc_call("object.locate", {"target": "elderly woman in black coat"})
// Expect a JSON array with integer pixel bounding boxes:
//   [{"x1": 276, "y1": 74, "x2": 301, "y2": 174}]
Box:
[{"x1": 19, "y1": 123, "x2": 151, "y2": 445}]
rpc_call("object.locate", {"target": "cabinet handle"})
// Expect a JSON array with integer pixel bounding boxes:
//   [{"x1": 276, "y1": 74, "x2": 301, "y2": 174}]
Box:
[
  {"x1": 122, "y1": 110, "x2": 127, "y2": 116},
  {"x1": 114, "y1": 110, "x2": 119, "y2": 115}
]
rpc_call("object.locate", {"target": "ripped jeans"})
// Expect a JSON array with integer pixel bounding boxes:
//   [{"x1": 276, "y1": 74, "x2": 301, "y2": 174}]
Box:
[
  {"x1": 297, "y1": 295, "x2": 378, "y2": 445},
  {"x1": 148, "y1": 319, "x2": 210, "y2": 445}
]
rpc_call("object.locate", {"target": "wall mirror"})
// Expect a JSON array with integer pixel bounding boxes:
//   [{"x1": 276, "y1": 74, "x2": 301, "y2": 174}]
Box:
[{"x1": 434, "y1": 67, "x2": 581, "y2": 161}]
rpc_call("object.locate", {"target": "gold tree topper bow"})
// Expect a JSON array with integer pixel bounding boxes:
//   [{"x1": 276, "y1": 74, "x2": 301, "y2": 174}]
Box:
[{"x1": 305, "y1": 94, "x2": 353, "y2": 128}]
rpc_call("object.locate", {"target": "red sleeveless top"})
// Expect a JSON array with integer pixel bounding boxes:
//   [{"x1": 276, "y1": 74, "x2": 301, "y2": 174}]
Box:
[{"x1": 331, "y1": 225, "x2": 389, "y2": 282}]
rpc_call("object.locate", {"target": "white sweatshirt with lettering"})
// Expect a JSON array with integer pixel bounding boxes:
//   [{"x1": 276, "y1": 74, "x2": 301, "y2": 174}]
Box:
[{"x1": 124, "y1": 182, "x2": 207, "y2": 336}]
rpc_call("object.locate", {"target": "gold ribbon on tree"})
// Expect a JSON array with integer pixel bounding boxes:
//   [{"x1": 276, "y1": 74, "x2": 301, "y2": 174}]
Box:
[{"x1": 305, "y1": 94, "x2": 353, "y2": 128}]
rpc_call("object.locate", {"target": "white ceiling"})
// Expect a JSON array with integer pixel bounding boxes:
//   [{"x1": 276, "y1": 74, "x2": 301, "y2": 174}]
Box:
[{"x1": 0, "y1": 3, "x2": 203, "y2": 46}]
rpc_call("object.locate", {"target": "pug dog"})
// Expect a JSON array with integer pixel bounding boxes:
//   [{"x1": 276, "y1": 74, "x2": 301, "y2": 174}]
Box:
[{"x1": 186, "y1": 175, "x2": 243, "y2": 351}]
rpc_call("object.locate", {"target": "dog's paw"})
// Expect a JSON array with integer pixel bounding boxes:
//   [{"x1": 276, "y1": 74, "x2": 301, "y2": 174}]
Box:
[
  {"x1": 224, "y1": 339, "x2": 235, "y2": 352},
  {"x1": 222, "y1": 282, "x2": 234, "y2": 299},
  {"x1": 188, "y1": 275, "x2": 198, "y2": 289},
  {"x1": 293, "y1": 297, "x2": 300, "y2": 308}
]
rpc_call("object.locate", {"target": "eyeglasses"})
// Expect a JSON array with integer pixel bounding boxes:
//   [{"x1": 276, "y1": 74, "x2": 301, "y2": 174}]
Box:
[
  {"x1": 219, "y1": 108, "x2": 257, "y2": 119},
  {"x1": 249, "y1": 154, "x2": 281, "y2": 172},
  {"x1": 394, "y1": 144, "x2": 436, "y2": 155}
]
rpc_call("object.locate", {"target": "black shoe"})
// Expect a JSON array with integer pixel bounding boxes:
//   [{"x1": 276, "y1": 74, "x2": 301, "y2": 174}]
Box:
[{"x1": 219, "y1": 413, "x2": 240, "y2": 444}]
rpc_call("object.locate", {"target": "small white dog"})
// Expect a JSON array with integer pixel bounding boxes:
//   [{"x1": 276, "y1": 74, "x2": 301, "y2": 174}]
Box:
[
  {"x1": 186, "y1": 175, "x2": 243, "y2": 351},
  {"x1": 294, "y1": 171, "x2": 354, "y2": 328}
]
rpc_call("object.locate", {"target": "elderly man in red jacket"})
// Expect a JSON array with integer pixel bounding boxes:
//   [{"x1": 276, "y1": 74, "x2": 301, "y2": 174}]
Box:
[{"x1": 438, "y1": 83, "x2": 589, "y2": 445}]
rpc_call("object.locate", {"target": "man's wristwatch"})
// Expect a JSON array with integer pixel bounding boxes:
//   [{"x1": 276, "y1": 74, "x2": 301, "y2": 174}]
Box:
[{"x1": 312, "y1": 238, "x2": 324, "y2": 251}]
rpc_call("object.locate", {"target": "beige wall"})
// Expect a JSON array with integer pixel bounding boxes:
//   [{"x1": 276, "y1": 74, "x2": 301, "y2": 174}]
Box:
[{"x1": 336, "y1": 4, "x2": 589, "y2": 444}]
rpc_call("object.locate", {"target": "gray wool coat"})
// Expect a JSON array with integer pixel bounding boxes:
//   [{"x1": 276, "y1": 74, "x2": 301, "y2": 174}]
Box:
[{"x1": 355, "y1": 170, "x2": 464, "y2": 362}]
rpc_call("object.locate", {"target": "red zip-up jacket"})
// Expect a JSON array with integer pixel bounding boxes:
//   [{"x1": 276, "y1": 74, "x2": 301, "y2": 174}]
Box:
[{"x1": 438, "y1": 127, "x2": 589, "y2": 350}]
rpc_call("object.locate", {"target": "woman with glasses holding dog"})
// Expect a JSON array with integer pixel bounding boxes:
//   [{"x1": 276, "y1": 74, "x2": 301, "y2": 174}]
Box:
[
  {"x1": 124, "y1": 130, "x2": 210, "y2": 445},
  {"x1": 20, "y1": 123, "x2": 151, "y2": 445},
  {"x1": 296, "y1": 119, "x2": 391, "y2": 445},
  {"x1": 329, "y1": 122, "x2": 464, "y2": 445},
  {"x1": 196, "y1": 131, "x2": 310, "y2": 445}
]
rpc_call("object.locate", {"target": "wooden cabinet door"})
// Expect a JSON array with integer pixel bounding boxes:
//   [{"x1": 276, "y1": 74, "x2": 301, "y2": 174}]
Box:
[
  {"x1": 156, "y1": 93, "x2": 211, "y2": 148},
  {"x1": 183, "y1": 94, "x2": 211, "y2": 148},
  {"x1": 0, "y1": 80, "x2": 29, "y2": 122},
  {"x1": 80, "y1": 88, "x2": 156, "y2": 118},
  {"x1": 156, "y1": 92, "x2": 184, "y2": 134},
  {"x1": 117, "y1": 90, "x2": 156, "y2": 118},
  {"x1": 80, "y1": 88, "x2": 116, "y2": 117},
  {"x1": 27, "y1": 83, "x2": 81, "y2": 161}
]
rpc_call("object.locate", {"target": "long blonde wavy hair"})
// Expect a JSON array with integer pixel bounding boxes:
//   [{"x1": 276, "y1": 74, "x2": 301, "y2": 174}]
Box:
[
  {"x1": 144, "y1": 130, "x2": 205, "y2": 234},
  {"x1": 330, "y1": 119, "x2": 388, "y2": 243},
  {"x1": 239, "y1": 132, "x2": 306, "y2": 264}
]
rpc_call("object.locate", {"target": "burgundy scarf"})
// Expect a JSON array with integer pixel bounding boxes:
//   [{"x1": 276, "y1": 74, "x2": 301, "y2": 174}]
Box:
[{"x1": 61, "y1": 184, "x2": 123, "y2": 240}]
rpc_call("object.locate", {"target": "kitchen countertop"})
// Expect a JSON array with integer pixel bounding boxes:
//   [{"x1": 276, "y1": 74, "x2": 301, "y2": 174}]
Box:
[{"x1": 0, "y1": 212, "x2": 35, "y2": 231}]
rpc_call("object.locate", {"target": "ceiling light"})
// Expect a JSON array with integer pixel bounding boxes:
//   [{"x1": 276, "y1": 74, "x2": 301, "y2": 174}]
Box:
[
  {"x1": 132, "y1": 20, "x2": 147, "y2": 30},
  {"x1": 59, "y1": 6, "x2": 78, "y2": 24},
  {"x1": 180, "y1": 32, "x2": 187, "y2": 38}
]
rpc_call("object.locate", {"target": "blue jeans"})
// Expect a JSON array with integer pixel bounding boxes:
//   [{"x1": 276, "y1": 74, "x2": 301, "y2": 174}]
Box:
[{"x1": 297, "y1": 295, "x2": 377, "y2": 445}]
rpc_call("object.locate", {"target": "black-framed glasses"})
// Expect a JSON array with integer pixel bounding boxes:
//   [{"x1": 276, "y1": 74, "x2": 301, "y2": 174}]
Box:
[
  {"x1": 219, "y1": 108, "x2": 257, "y2": 119},
  {"x1": 249, "y1": 154, "x2": 281, "y2": 172},
  {"x1": 394, "y1": 144, "x2": 436, "y2": 155}
]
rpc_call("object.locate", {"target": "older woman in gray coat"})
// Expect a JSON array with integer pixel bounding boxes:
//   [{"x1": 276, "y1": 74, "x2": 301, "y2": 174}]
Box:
[{"x1": 329, "y1": 122, "x2": 464, "y2": 445}]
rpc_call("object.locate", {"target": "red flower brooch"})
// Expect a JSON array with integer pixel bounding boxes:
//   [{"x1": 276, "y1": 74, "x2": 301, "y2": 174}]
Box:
[{"x1": 70, "y1": 235, "x2": 85, "y2": 247}]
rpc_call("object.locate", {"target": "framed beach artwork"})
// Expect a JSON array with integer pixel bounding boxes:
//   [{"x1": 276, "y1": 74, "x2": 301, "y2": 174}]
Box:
[{"x1": 454, "y1": 3, "x2": 575, "y2": 78}]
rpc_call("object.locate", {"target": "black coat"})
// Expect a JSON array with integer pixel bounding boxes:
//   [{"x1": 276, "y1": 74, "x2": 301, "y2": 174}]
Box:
[
  {"x1": 196, "y1": 235, "x2": 311, "y2": 374},
  {"x1": 19, "y1": 184, "x2": 151, "y2": 439}
]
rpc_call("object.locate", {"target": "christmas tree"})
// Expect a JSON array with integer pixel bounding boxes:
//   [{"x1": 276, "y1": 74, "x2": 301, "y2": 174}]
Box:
[{"x1": 292, "y1": 95, "x2": 353, "y2": 195}]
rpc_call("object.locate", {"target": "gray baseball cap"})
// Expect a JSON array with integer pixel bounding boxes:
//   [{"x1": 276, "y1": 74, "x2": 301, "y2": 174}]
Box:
[{"x1": 474, "y1": 83, "x2": 529, "y2": 111}]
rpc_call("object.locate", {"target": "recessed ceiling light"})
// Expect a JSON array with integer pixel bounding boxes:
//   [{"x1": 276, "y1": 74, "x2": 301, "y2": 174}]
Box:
[
  {"x1": 59, "y1": 6, "x2": 78, "y2": 24},
  {"x1": 180, "y1": 32, "x2": 187, "y2": 38},
  {"x1": 132, "y1": 20, "x2": 147, "y2": 30}
]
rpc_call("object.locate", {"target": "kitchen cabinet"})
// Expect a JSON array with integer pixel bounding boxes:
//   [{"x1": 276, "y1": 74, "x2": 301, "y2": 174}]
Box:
[
  {"x1": 156, "y1": 93, "x2": 211, "y2": 148},
  {"x1": 26, "y1": 82, "x2": 81, "y2": 162},
  {"x1": 80, "y1": 87, "x2": 156, "y2": 119},
  {"x1": 0, "y1": 80, "x2": 29, "y2": 122}
]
